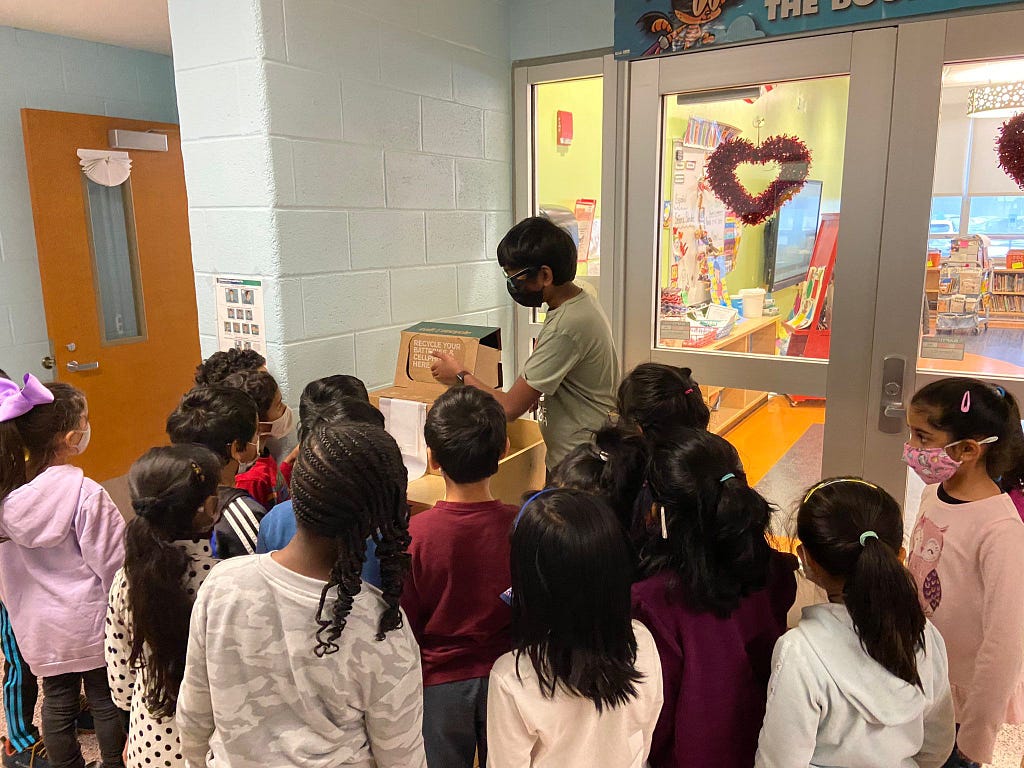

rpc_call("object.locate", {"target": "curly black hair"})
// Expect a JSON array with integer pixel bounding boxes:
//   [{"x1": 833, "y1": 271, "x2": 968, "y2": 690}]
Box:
[
  {"x1": 222, "y1": 369, "x2": 280, "y2": 421},
  {"x1": 193, "y1": 348, "x2": 265, "y2": 387}
]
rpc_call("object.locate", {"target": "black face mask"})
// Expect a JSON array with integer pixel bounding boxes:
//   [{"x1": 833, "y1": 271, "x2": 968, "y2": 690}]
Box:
[{"x1": 507, "y1": 282, "x2": 545, "y2": 308}]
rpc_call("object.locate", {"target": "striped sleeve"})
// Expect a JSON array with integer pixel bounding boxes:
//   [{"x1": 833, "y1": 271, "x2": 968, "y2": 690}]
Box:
[{"x1": 223, "y1": 500, "x2": 260, "y2": 555}]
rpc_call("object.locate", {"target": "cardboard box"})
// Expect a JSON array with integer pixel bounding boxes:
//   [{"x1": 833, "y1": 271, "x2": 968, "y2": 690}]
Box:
[
  {"x1": 369, "y1": 322, "x2": 547, "y2": 513},
  {"x1": 370, "y1": 322, "x2": 503, "y2": 406}
]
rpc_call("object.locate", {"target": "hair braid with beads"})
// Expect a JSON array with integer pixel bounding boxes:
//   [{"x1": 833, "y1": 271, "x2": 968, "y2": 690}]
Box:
[{"x1": 291, "y1": 421, "x2": 410, "y2": 656}]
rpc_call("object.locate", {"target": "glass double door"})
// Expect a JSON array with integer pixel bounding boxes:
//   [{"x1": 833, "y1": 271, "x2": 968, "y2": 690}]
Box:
[
  {"x1": 512, "y1": 55, "x2": 624, "y2": 372},
  {"x1": 623, "y1": 12, "x2": 1024, "y2": 519}
]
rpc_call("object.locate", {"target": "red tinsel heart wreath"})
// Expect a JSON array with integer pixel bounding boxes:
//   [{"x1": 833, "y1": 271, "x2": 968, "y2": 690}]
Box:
[
  {"x1": 997, "y1": 113, "x2": 1024, "y2": 189},
  {"x1": 706, "y1": 135, "x2": 813, "y2": 226}
]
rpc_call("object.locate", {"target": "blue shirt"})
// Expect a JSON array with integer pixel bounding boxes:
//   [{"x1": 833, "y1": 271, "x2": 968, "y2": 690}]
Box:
[{"x1": 256, "y1": 501, "x2": 382, "y2": 589}]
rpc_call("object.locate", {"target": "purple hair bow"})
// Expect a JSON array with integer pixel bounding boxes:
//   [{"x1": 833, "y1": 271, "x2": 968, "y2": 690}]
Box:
[{"x1": 0, "y1": 374, "x2": 54, "y2": 423}]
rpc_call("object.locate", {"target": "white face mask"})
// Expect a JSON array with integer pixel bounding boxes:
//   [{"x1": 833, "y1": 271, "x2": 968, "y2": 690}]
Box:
[
  {"x1": 71, "y1": 423, "x2": 91, "y2": 456},
  {"x1": 235, "y1": 439, "x2": 259, "y2": 475},
  {"x1": 267, "y1": 405, "x2": 295, "y2": 440}
]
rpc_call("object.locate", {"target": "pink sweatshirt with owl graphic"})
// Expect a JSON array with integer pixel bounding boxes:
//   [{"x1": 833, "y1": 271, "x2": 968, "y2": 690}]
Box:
[{"x1": 909, "y1": 486, "x2": 1024, "y2": 763}]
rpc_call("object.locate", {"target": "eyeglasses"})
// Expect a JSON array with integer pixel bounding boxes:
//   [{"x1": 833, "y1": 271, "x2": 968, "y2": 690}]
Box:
[{"x1": 505, "y1": 266, "x2": 538, "y2": 292}]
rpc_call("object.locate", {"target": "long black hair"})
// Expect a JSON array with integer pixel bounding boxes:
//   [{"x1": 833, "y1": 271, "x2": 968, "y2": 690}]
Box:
[
  {"x1": 511, "y1": 488, "x2": 642, "y2": 712},
  {"x1": 642, "y1": 428, "x2": 772, "y2": 617},
  {"x1": 911, "y1": 377, "x2": 1024, "y2": 492},
  {"x1": 0, "y1": 382, "x2": 87, "y2": 501},
  {"x1": 125, "y1": 444, "x2": 221, "y2": 719},
  {"x1": 617, "y1": 363, "x2": 710, "y2": 440},
  {"x1": 798, "y1": 478, "x2": 926, "y2": 687},
  {"x1": 290, "y1": 421, "x2": 410, "y2": 656},
  {"x1": 552, "y1": 424, "x2": 650, "y2": 534}
]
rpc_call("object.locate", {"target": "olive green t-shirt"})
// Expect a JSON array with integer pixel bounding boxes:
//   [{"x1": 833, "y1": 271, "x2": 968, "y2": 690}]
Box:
[{"x1": 523, "y1": 290, "x2": 618, "y2": 469}]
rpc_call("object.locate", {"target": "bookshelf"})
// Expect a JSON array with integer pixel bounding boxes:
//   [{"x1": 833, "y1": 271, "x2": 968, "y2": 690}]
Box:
[{"x1": 990, "y1": 269, "x2": 1024, "y2": 322}]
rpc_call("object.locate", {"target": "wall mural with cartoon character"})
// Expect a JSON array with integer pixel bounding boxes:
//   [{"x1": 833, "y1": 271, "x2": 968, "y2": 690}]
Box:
[
  {"x1": 637, "y1": 0, "x2": 731, "y2": 54},
  {"x1": 616, "y1": 0, "x2": 1024, "y2": 59}
]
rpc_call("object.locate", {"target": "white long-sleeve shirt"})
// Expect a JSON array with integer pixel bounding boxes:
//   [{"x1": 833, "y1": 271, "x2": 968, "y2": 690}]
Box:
[
  {"x1": 755, "y1": 603, "x2": 955, "y2": 768},
  {"x1": 486, "y1": 620, "x2": 663, "y2": 768},
  {"x1": 177, "y1": 554, "x2": 427, "y2": 768}
]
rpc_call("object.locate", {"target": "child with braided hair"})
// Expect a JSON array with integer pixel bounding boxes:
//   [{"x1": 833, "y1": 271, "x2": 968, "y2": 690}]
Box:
[
  {"x1": 177, "y1": 421, "x2": 426, "y2": 768},
  {"x1": 105, "y1": 445, "x2": 222, "y2": 768}
]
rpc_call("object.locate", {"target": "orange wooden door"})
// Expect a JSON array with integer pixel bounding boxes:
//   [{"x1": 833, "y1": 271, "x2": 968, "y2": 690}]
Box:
[{"x1": 21, "y1": 109, "x2": 200, "y2": 482}]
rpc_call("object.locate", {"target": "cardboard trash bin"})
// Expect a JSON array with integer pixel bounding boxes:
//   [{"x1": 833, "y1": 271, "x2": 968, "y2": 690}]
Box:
[
  {"x1": 369, "y1": 322, "x2": 504, "y2": 405},
  {"x1": 369, "y1": 322, "x2": 547, "y2": 512}
]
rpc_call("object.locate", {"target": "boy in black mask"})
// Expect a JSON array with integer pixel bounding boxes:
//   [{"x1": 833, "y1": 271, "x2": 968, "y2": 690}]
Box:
[{"x1": 431, "y1": 216, "x2": 617, "y2": 471}]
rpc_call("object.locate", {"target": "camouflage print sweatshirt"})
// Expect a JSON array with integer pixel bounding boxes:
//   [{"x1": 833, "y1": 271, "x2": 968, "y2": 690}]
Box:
[{"x1": 177, "y1": 554, "x2": 427, "y2": 768}]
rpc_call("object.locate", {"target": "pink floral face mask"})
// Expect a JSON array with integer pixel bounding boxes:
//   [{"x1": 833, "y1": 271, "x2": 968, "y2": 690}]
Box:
[{"x1": 902, "y1": 436, "x2": 998, "y2": 485}]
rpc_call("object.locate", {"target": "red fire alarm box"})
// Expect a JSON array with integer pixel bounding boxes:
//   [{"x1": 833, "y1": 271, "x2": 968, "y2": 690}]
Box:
[{"x1": 557, "y1": 110, "x2": 573, "y2": 146}]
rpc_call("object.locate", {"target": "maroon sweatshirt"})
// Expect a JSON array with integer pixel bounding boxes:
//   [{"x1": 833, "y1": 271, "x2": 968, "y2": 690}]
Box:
[
  {"x1": 401, "y1": 499, "x2": 517, "y2": 687},
  {"x1": 631, "y1": 550, "x2": 798, "y2": 768}
]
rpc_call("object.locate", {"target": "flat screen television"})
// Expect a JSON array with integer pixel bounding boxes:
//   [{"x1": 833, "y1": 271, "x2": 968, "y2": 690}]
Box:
[{"x1": 764, "y1": 180, "x2": 823, "y2": 291}]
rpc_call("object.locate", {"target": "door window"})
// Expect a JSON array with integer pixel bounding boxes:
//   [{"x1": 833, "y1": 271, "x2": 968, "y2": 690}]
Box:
[
  {"x1": 530, "y1": 76, "x2": 604, "y2": 323},
  {"x1": 917, "y1": 59, "x2": 1024, "y2": 381},
  {"x1": 84, "y1": 178, "x2": 146, "y2": 343},
  {"x1": 656, "y1": 77, "x2": 850, "y2": 362}
]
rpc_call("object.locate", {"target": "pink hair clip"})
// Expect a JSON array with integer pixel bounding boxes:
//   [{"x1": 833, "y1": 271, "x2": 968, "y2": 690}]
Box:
[
  {"x1": 684, "y1": 388, "x2": 694, "y2": 395},
  {"x1": 961, "y1": 390, "x2": 971, "y2": 413}
]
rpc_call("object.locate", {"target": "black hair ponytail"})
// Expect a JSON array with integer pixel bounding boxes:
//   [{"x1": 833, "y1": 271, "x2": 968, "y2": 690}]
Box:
[
  {"x1": 798, "y1": 478, "x2": 925, "y2": 687},
  {"x1": 125, "y1": 444, "x2": 221, "y2": 719},
  {"x1": 617, "y1": 364, "x2": 711, "y2": 440},
  {"x1": 994, "y1": 388, "x2": 1024, "y2": 493},
  {"x1": 643, "y1": 428, "x2": 772, "y2": 616},
  {"x1": 552, "y1": 424, "x2": 650, "y2": 534}
]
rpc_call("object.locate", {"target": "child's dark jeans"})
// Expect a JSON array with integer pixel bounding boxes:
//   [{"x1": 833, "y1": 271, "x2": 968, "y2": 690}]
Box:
[{"x1": 41, "y1": 668, "x2": 125, "y2": 768}]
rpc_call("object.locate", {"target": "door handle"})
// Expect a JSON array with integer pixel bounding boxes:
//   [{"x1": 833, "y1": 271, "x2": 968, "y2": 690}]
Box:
[
  {"x1": 66, "y1": 360, "x2": 99, "y2": 373},
  {"x1": 884, "y1": 403, "x2": 907, "y2": 419},
  {"x1": 878, "y1": 355, "x2": 907, "y2": 434}
]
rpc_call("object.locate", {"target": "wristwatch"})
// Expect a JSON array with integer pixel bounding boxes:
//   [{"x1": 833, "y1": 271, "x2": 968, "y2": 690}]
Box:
[{"x1": 456, "y1": 371, "x2": 469, "y2": 385}]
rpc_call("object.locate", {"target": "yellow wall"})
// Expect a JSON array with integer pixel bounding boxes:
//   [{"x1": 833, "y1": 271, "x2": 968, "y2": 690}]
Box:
[
  {"x1": 660, "y1": 77, "x2": 850, "y2": 319},
  {"x1": 534, "y1": 77, "x2": 604, "y2": 218}
]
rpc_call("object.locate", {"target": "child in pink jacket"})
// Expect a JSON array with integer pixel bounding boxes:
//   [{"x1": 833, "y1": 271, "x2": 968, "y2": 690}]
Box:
[{"x1": 0, "y1": 375, "x2": 126, "y2": 768}]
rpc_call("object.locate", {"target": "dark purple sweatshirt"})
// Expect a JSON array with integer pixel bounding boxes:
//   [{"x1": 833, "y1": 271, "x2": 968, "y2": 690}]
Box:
[{"x1": 631, "y1": 550, "x2": 798, "y2": 768}]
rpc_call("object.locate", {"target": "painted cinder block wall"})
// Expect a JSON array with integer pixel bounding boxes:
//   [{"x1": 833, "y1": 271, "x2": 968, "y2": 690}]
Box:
[
  {"x1": 169, "y1": 0, "x2": 515, "y2": 401},
  {"x1": 0, "y1": 27, "x2": 178, "y2": 380},
  {"x1": 509, "y1": 0, "x2": 614, "y2": 61}
]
